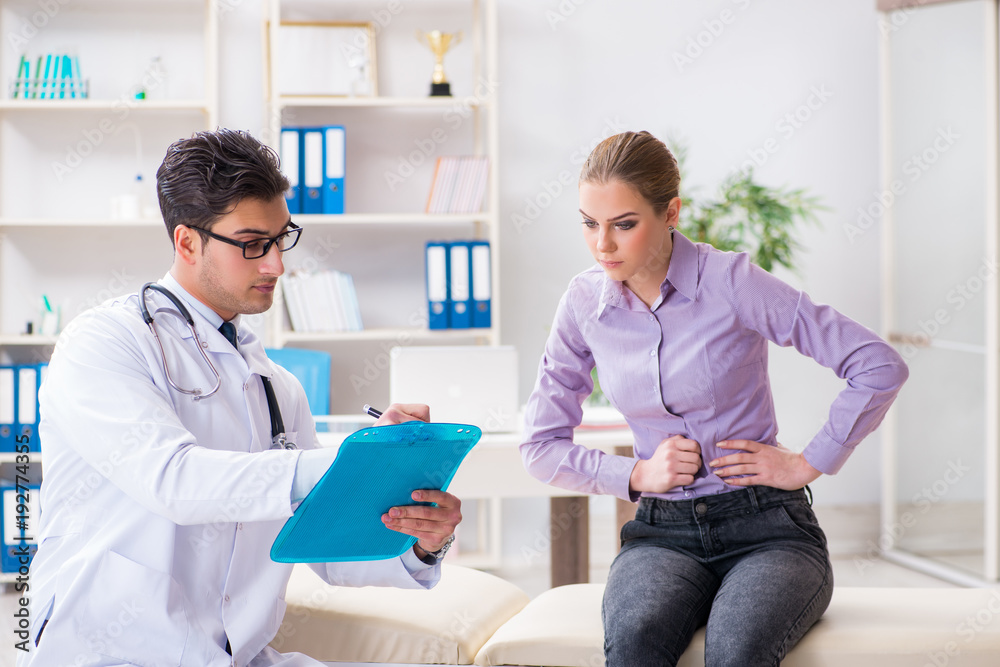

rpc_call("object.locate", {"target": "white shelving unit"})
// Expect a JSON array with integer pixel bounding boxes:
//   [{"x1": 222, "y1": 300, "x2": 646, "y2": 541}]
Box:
[
  {"x1": 0, "y1": 0, "x2": 219, "y2": 582},
  {"x1": 262, "y1": 0, "x2": 501, "y2": 410},
  {"x1": 0, "y1": 0, "x2": 219, "y2": 345}
]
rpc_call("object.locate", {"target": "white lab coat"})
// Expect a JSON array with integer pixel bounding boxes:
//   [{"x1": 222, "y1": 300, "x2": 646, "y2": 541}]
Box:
[{"x1": 20, "y1": 279, "x2": 438, "y2": 667}]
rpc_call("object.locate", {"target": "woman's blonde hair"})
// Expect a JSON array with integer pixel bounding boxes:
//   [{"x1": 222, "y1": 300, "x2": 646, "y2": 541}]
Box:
[{"x1": 579, "y1": 131, "x2": 680, "y2": 215}]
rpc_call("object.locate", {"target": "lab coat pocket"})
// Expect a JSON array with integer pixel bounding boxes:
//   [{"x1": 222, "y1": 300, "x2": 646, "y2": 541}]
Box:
[{"x1": 84, "y1": 550, "x2": 189, "y2": 667}]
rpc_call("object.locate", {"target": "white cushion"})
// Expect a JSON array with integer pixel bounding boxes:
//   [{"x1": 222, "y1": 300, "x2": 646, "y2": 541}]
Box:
[
  {"x1": 274, "y1": 563, "x2": 530, "y2": 664},
  {"x1": 474, "y1": 585, "x2": 1000, "y2": 667},
  {"x1": 473, "y1": 584, "x2": 605, "y2": 667}
]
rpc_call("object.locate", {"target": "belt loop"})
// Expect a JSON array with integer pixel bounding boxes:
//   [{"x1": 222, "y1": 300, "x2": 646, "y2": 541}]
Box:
[
  {"x1": 746, "y1": 486, "x2": 760, "y2": 514},
  {"x1": 804, "y1": 484, "x2": 814, "y2": 507}
]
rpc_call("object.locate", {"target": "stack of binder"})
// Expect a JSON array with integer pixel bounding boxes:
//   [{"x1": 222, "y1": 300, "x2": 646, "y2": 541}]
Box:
[
  {"x1": 1, "y1": 482, "x2": 39, "y2": 573},
  {"x1": 0, "y1": 364, "x2": 46, "y2": 453},
  {"x1": 10, "y1": 53, "x2": 86, "y2": 99},
  {"x1": 281, "y1": 270, "x2": 363, "y2": 333},
  {"x1": 279, "y1": 126, "x2": 345, "y2": 215},
  {"x1": 425, "y1": 156, "x2": 489, "y2": 214},
  {"x1": 425, "y1": 240, "x2": 491, "y2": 330}
]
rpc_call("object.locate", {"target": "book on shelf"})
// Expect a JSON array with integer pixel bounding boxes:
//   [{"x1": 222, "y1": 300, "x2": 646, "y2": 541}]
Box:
[
  {"x1": 425, "y1": 156, "x2": 489, "y2": 215},
  {"x1": 281, "y1": 270, "x2": 363, "y2": 333}
]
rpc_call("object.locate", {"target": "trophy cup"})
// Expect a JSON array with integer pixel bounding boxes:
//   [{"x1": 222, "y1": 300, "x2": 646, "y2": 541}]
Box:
[{"x1": 417, "y1": 30, "x2": 462, "y2": 96}]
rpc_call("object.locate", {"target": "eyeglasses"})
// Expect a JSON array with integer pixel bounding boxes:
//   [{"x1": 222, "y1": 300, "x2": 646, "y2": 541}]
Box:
[{"x1": 198, "y1": 222, "x2": 302, "y2": 259}]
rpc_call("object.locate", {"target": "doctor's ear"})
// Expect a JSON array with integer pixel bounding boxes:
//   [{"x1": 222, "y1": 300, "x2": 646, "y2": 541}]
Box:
[{"x1": 173, "y1": 225, "x2": 204, "y2": 265}]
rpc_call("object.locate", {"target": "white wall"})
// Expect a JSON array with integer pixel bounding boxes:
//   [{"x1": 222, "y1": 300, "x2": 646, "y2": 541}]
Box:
[
  {"x1": 490, "y1": 0, "x2": 886, "y2": 507},
  {"x1": 214, "y1": 0, "x2": 887, "y2": 510},
  {"x1": 6, "y1": 0, "x2": 886, "y2": 510}
]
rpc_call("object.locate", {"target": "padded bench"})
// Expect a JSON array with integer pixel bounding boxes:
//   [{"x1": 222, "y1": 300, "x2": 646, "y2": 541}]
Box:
[
  {"x1": 474, "y1": 583, "x2": 1000, "y2": 666},
  {"x1": 277, "y1": 564, "x2": 1000, "y2": 666},
  {"x1": 273, "y1": 563, "x2": 530, "y2": 664}
]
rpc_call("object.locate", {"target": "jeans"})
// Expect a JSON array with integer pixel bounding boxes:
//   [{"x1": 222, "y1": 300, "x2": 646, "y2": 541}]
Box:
[{"x1": 603, "y1": 486, "x2": 833, "y2": 667}]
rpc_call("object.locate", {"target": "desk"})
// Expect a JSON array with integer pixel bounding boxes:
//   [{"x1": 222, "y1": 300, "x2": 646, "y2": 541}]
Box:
[{"x1": 318, "y1": 421, "x2": 635, "y2": 587}]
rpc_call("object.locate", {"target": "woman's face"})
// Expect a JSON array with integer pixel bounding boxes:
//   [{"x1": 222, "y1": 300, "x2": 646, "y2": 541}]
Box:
[{"x1": 579, "y1": 179, "x2": 678, "y2": 289}]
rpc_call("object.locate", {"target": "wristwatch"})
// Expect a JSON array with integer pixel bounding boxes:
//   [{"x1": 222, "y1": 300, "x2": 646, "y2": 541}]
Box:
[{"x1": 417, "y1": 534, "x2": 455, "y2": 565}]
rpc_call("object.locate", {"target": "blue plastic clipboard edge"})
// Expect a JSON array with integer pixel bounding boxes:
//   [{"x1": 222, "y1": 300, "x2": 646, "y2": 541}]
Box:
[{"x1": 270, "y1": 421, "x2": 481, "y2": 563}]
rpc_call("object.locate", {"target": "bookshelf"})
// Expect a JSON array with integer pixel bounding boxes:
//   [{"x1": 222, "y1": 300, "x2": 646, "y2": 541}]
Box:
[
  {"x1": 263, "y1": 0, "x2": 501, "y2": 412},
  {"x1": 0, "y1": 1, "x2": 219, "y2": 578},
  {"x1": 0, "y1": 0, "x2": 219, "y2": 346}
]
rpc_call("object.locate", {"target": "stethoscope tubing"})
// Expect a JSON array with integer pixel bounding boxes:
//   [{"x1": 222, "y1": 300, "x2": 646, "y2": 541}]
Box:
[
  {"x1": 139, "y1": 282, "x2": 222, "y2": 400},
  {"x1": 138, "y1": 282, "x2": 294, "y2": 449}
]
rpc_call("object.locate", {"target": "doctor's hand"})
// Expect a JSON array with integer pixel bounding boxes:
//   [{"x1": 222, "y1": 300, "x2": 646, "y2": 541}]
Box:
[
  {"x1": 629, "y1": 435, "x2": 702, "y2": 494},
  {"x1": 375, "y1": 403, "x2": 430, "y2": 426},
  {"x1": 382, "y1": 489, "x2": 462, "y2": 556},
  {"x1": 710, "y1": 440, "x2": 822, "y2": 490}
]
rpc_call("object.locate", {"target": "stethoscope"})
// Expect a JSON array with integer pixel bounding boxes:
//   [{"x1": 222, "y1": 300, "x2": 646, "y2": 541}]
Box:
[{"x1": 138, "y1": 282, "x2": 296, "y2": 450}]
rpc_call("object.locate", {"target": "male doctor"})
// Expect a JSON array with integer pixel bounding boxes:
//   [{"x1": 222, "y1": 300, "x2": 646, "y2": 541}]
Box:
[{"x1": 22, "y1": 129, "x2": 462, "y2": 666}]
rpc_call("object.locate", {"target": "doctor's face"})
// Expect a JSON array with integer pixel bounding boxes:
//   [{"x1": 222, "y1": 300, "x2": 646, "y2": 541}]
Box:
[{"x1": 196, "y1": 196, "x2": 291, "y2": 320}]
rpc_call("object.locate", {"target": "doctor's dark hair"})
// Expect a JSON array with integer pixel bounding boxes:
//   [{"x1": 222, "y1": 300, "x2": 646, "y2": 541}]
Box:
[
  {"x1": 579, "y1": 131, "x2": 680, "y2": 215},
  {"x1": 156, "y1": 129, "x2": 290, "y2": 245}
]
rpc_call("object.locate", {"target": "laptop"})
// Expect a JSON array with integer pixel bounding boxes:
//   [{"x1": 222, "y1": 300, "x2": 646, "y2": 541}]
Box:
[{"x1": 389, "y1": 345, "x2": 519, "y2": 433}]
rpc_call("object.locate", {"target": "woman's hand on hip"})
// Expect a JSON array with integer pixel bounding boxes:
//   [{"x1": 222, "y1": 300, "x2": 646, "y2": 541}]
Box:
[
  {"x1": 710, "y1": 440, "x2": 822, "y2": 490},
  {"x1": 629, "y1": 435, "x2": 702, "y2": 494}
]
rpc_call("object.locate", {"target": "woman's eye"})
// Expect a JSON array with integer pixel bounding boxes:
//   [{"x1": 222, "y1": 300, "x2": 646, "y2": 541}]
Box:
[
  {"x1": 582, "y1": 220, "x2": 597, "y2": 228},
  {"x1": 616, "y1": 222, "x2": 636, "y2": 230}
]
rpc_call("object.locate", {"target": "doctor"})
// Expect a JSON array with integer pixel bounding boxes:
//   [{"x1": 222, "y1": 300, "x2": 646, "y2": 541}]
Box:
[{"x1": 22, "y1": 129, "x2": 462, "y2": 667}]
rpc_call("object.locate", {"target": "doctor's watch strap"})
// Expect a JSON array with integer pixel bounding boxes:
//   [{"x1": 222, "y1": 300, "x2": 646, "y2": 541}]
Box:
[{"x1": 418, "y1": 534, "x2": 455, "y2": 565}]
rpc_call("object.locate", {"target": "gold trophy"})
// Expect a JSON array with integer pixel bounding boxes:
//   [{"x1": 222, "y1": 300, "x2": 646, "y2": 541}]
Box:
[{"x1": 417, "y1": 30, "x2": 462, "y2": 96}]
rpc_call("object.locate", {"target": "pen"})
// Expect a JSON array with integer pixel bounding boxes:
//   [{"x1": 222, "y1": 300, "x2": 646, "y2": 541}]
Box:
[{"x1": 363, "y1": 404, "x2": 382, "y2": 419}]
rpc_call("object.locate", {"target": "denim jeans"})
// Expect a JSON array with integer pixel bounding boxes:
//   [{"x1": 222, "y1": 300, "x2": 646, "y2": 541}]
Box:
[{"x1": 603, "y1": 486, "x2": 833, "y2": 667}]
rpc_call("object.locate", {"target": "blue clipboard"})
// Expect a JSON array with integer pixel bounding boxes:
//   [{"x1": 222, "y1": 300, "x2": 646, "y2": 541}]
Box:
[{"x1": 270, "y1": 421, "x2": 481, "y2": 563}]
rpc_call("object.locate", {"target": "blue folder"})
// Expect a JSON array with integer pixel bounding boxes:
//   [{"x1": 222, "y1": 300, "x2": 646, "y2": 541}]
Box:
[
  {"x1": 1, "y1": 483, "x2": 39, "y2": 573},
  {"x1": 470, "y1": 240, "x2": 491, "y2": 328},
  {"x1": 448, "y1": 242, "x2": 472, "y2": 329},
  {"x1": 301, "y1": 128, "x2": 324, "y2": 214},
  {"x1": 425, "y1": 241, "x2": 450, "y2": 330},
  {"x1": 280, "y1": 128, "x2": 302, "y2": 214},
  {"x1": 270, "y1": 421, "x2": 481, "y2": 563},
  {"x1": 0, "y1": 366, "x2": 15, "y2": 453},
  {"x1": 265, "y1": 348, "x2": 331, "y2": 433},
  {"x1": 322, "y1": 125, "x2": 345, "y2": 214}
]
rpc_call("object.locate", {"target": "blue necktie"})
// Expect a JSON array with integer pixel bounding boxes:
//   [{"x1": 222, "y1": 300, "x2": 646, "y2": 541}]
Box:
[{"x1": 219, "y1": 321, "x2": 238, "y2": 349}]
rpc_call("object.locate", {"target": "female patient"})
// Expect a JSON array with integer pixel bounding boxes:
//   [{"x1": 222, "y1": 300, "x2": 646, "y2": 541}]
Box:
[{"x1": 520, "y1": 130, "x2": 908, "y2": 666}]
